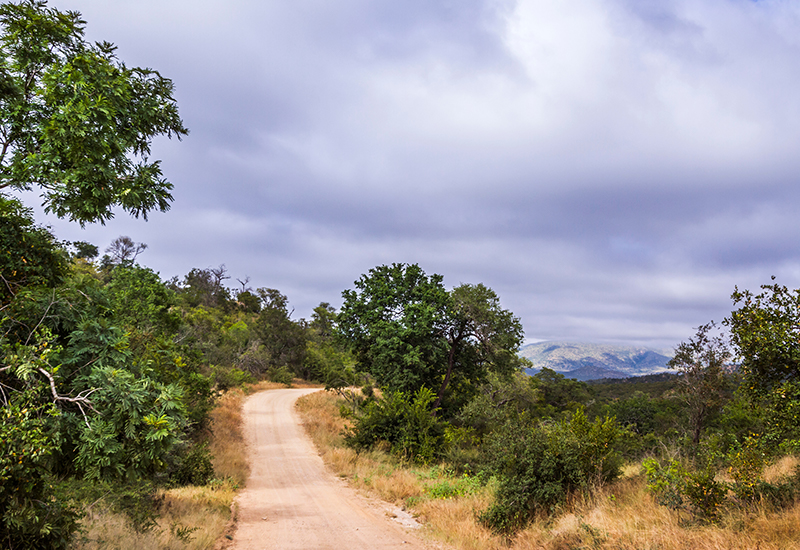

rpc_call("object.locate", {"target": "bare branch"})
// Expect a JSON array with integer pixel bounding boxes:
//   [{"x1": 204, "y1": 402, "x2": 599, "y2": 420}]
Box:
[{"x1": 37, "y1": 366, "x2": 98, "y2": 429}]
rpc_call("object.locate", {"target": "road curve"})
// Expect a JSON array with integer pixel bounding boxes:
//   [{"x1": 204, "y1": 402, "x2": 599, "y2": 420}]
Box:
[{"x1": 232, "y1": 388, "x2": 435, "y2": 550}]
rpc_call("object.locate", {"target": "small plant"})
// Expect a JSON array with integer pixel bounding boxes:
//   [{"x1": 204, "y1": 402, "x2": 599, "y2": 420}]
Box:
[
  {"x1": 683, "y1": 469, "x2": 727, "y2": 521},
  {"x1": 425, "y1": 473, "x2": 482, "y2": 499},
  {"x1": 643, "y1": 458, "x2": 687, "y2": 510},
  {"x1": 728, "y1": 437, "x2": 767, "y2": 502},
  {"x1": 578, "y1": 518, "x2": 608, "y2": 549},
  {"x1": 170, "y1": 522, "x2": 199, "y2": 542},
  {"x1": 171, "y1": 441, "x2": 216, "y2": 486},
  {"x1": 645, "y1": 458, "x2": 728, "y2": 521}
]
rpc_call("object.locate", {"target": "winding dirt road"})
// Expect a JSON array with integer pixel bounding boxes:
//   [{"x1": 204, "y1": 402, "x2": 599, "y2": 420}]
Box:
[{"x1": 232, "y1": 388, "x2": 440, "y2": 550}]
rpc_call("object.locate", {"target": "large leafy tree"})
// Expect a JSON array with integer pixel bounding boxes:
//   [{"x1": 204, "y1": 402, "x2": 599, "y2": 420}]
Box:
[
  {"x1": 337, "y1": 263, "x2": 526, "y2": 412},
  {"x1": 728, "y1": 281, "x2": 800, "y2": 398},
  {"x1": 727, "y1": 280, "x2": 800, "y2": 450},
  {"x1": 0, "y1": 0, "x2": 187, "y2": 225},
  {"x1": 436, "y1": 282, "x2": 525, "y2": 409},
  {"x1": 338, "y1": 263, "x2": 450, "y2": 396}
]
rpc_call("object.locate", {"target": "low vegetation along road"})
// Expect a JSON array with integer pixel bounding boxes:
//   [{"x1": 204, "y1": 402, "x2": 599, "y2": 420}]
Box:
[{"x1": 232, "y1": 388, "x2": 436, "y2": 550}]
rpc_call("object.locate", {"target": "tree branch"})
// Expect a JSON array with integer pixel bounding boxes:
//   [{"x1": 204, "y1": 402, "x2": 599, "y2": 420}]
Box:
[{"x1": 37, "y1": 366, "x2": 98, "y2": 429}]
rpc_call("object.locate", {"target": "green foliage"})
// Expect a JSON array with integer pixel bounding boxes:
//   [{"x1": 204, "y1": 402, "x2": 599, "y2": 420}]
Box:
[
  {"x1": 171, "y1": 441, "x2": 215, "y2": 487},
  {"x1": 682, "y1": 469, "x2": 727, "y2": 521},
  {"x1": 480, "y1": 408, "x2": 622, "y2": 534},
  {"x1": 759, "y1": 380, "x2": 800, "y2": 453},
  {"x1": 337, "y1": 264, "x2": 525, "y2": 416},
  {"x1": 457, "y1": 371, "x2": 541, "y2": 439},
  {"x1": 176, "y1": 267, "x2": 232, "y2": 309},
  {"x1": 0, "y1": 394, "x2": 79, "y2": 549},
  {"x1": 643, "y1": 458, "x2": 687, "y2": 510},
  {"x1": 304, "y1": 302, "x2": 355, "y2": 385},
  {"x1": 344, "y1": 387, "x2": 448, "y2": 463},
  {"x1": 529, "y1": 367, "x2": 593, "y2": 417},
  {"x1": 69, "y1": 241, "x2": 98, "y2": 261},
  {"x1": 644, "y1": 458, "x2": 729, "y2": 521},
  {"x1": 669, "y1": 322, "x2": 731, "y2": 447},
  {"x1": 105, "y1": 264, "x2": 180, "y2": 337},
  {"x1": 75, "y1": 366, "x2": 187, "y2": 482},
  {"x1": 338, "y1": 263, "x2": 450, "y2": 396},
  {"x1": 588, "y1": 372, "x2": 680, "y2": 401},
  {"x1": 424, "y1": 472, "x2": 482, "y2": 499},
  {"x1": 727, "y1": 437, "x2": 767, "y2": 502},
  {"x1": 236, "y1": 290, "x2": 261, "y2": 313},
  {"x1": 727, "y1": 281, "x2": 800, "y2": 455},
  {"x1": 253, "y1": 288, "x2": 307, "y2": 377},
  {"x1": 728, "y1": 281, "x2": 800, "y2": 400},
  {"x1": 0, "y1": 195, "x2": 68, "y2": 306},
  {"x1": 0, "y1": 0, "x2": 187, "y2": 225},
  {"x1": 211, "y1": 365, "x2": 254, "y2": 391}
]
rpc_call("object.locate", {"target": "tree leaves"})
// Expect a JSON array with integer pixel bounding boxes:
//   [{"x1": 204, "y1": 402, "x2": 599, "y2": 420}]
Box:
[{"x1": 0, "y1": 0, "x2": 187, "y2": 225}]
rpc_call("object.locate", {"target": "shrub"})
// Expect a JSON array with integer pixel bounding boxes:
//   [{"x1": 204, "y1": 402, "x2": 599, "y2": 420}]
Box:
[
  {"x1": 0, "y1": 396, "x2": 79, "y2": 549},
  {"x1": 644, "y1": 458, "x2": 730, "y2": 521},
  {"x1": 643, "y1": 458, "x2": 687, "y2": 510},
  {"x1": 683, "y1": 469, "x2": 727, "y2": 521},
  {"x1": 171, "y1": 441, "x2": 216, "y2": 486},
  {"x1": 343, "y1": 387, "x2": 448, "y2": 463},
  {"x1": 728, "y1": 438, "x2": 767, "y2": 502},
  {"x1": 480, "y1": 408, "x2": 623, "y2": 534},
  {"x1": 212, "y1": 365, "x2": 254, "y2": 390}
]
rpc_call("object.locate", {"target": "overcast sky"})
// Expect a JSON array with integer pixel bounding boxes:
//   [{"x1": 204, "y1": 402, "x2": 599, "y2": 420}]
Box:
[{"x1": 21, "y1": 0, "x2": 800, "y2": 350}]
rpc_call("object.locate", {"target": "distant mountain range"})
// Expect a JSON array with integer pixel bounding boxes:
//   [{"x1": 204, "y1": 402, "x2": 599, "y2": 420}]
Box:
[{"x1": 519, "y1": 341, "x2": 674, "y2": 381}]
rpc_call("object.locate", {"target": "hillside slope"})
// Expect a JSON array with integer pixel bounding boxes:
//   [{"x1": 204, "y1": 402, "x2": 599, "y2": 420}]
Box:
[{"x1": 520, "y1": 341, "x2": 673, "y2": 381}]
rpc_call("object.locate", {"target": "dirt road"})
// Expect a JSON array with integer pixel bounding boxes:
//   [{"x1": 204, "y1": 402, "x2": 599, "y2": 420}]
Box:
[{"x1": 232, "y1": 388, "x2": 439, "y2": 550}]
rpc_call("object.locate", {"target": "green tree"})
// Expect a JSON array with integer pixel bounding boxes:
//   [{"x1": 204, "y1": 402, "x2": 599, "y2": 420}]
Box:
[
  {"x1": 728, "y1": 280, "x2": 800, "y2": 399},
  {"x1": 0, "y1": 0, "x2": 187, "y2": 225},
  {"x1": 529, "y1": 367, "x2": 592, "y2": 417},
  {"x1": 0, "y1": 195, "x2": 67, "y2": 307},
  {"x1": 727, "y1": 281, "x2": 800, "y2": 451},
  {"x1": 434, "y1": 283, "x2": 525, "y2": 410},
  {"x1": 338, "y1": 263, "x2": 449, "y2": 396},
  {"x1": 668, "y1": 322, "x2": 730, "y2": 447},
  {"x1": 337, "y1": 264, "x2": 525, "y2": 412},
  {"x1": 177, "y1": 266, "x2": 232, "y2": 309},
  {"x1": 102, "y1": 236, "x2": 147, "y2": 266},
  {"x1": 252, "y1": 288, "x2": 306, "y2": 378},
  {"x1": 70, "y1": 240, "x2": 98, "y2": 261}
]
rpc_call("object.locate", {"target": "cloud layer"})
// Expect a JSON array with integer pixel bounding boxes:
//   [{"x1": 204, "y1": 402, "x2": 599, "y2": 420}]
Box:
[{"x1": 33, "y1": 0, "x2": 800, "y2": 349}]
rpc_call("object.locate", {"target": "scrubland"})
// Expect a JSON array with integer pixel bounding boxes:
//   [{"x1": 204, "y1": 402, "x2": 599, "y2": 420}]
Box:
[{"x1": 297, "y1": 390, "x2": 800, "y2": 550}]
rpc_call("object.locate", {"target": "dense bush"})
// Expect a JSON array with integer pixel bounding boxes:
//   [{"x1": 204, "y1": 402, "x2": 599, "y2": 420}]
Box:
[
  {"x1": 0, "y1": 396, "x2": 79, "y2": 549},
  {"x1": 480, "y1": 408, "x2": 622, "y2": 534},
  {"x1": 171, "y1": 441, "x2": 216, "y2": 487},
  {"x1": 343, "y1": 387, "x2": 448, "y2": 463}
]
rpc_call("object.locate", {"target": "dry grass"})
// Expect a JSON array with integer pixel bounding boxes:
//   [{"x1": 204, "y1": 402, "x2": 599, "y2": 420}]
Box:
[
  {"x1": 209, "y1": 387, "x2": 249, "y2": 486},
  {"x1": 296, "y1": 390, "x2": 800, "y2": 550},
  {"x1": 76, "y1": 481, "x2": 238, "y2": 550}
]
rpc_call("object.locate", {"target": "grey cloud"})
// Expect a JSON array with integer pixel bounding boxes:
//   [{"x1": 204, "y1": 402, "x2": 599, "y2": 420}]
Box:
[{"x1": 29, "y1": 0, "x2": 800, "y2": 348}]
